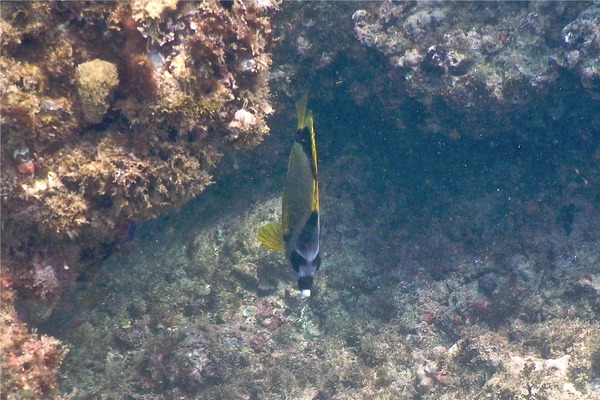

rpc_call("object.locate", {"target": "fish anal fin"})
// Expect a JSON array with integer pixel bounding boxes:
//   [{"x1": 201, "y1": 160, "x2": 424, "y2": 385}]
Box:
[{"x1": 258, "y1": 222, "x2": 285, "y2": 252}]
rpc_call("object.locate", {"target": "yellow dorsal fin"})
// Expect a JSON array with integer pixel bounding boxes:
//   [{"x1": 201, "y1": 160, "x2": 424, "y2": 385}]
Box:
[
  {"x1": 313, "y1": 179, "x2": 319, "y2": 211},
  {"x1": 258, "y1": 222, "x2": 284, "y2": 251},
  {"x1": 296, "y1": 93, "x2": 309, "y2": 130},
  {"x1": 308, "y1": 112, "x2": 319, "y2": 210},
  {"x1": 295, "y1": 93, "x2": 319, "y2": 212}
]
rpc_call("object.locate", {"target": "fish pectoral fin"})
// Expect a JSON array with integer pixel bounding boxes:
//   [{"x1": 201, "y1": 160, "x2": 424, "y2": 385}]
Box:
[{"x1": 258, "y1": 222, "x2": 285, "y2": 252}]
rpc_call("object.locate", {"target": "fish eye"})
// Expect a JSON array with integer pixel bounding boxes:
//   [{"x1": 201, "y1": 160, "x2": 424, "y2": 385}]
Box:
[{"x1": 290, "y1": 251, "x2": 305, "y2": 272}]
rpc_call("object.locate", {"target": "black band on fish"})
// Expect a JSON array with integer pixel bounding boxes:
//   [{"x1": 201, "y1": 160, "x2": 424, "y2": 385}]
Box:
[
  {"x1": 298, "y1": 275, "x2": 313, "y2": 291},
  {"x1": 290, "y1": 250, "x2": 305, "y2": 273},
  {"x1": 295, "y1": 126, "x2": 318, "y2": 180},
  {"x1": 298, "y1": 211, "x2": 319, "y2": 252}
]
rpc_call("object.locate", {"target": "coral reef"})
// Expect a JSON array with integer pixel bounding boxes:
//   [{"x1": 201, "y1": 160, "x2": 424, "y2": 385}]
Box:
[
  {"x1": 40, "y1": 75, "x2": 600, "y2": 397},
  {"x1": 349, "y1": 1, "x2": 599, "y2": 140},
  {"x1": 353, "y1": 2, "x2": 596, "y2": 136},
  {"x1": 2, "y1": 1, "x2": 600, "y2": 399},
  {"x1": 1, "y1": 0, "x2": 277, "y2": 397},
  {"x1": 49, "y1": 162, "x2": 600, "y2": 398},
  {"x1": 558, "y1": 4, "x2": 600, "y2": 98},
  {"x1": 0, "y1": 1, "x2": 277, "y2": 312},
  {"x1": 0, "y1": 280, "x2": 67, "y2": 399},
  {"x1": 271, "y1": 1, "x2": 599, "y2": 144}
]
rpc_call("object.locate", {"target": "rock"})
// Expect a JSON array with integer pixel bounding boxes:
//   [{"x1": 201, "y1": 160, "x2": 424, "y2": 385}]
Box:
[{"x1": 75, "y1": 59, "x2": 119, "y2": 124}]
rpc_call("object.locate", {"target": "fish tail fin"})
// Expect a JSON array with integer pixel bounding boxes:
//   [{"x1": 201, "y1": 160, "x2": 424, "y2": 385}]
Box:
[{"x1": 258, "y1": 222, "x2": 285, "y2": 251}]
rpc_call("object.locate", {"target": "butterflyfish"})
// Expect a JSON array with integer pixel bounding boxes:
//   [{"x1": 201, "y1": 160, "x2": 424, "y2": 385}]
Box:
[{"x1": 258, "y1": 94, "x2": 321, "y2": 297}]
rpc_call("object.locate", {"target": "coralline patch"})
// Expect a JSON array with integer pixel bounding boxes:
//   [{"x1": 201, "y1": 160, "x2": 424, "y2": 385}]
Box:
[{"x1": 0, "y1": 283, "x2": 68, "y2": 398}]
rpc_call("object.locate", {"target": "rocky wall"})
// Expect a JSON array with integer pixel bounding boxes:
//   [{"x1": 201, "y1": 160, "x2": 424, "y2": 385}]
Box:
[{"x1": 0, "y1": 1, "x2": 277, "y2": 397}]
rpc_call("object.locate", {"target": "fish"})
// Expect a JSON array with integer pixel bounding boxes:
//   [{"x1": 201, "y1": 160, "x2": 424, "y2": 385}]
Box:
[{"x1": 258, "y1": 94, "x2": 321, "y2": 297}]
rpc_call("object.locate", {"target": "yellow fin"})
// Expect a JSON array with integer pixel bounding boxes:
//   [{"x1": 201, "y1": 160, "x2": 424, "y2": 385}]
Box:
[
  {"x1": 295, "y1": 94, "x2": 319, "y2": 211},
  {"x1": 313, "y1": 179, "x2": 319, "y2": 211},
  {"x1": 296, "y1": 94, "x2": 309, "y2": 130},
  {"x1": 309, "y1": 112, "x2": 319, "y2": 211},
  {"x1": 258, "y1": 222, "x2": 284, "y2": 251}
]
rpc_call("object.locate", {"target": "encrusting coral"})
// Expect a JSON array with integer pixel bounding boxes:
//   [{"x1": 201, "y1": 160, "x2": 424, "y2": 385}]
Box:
[{"x1": 0, "y1": 1, "x2": 277, "y2": 397}]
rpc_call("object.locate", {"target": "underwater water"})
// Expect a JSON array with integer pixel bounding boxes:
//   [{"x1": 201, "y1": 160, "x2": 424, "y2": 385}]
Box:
[
  {"x1": 4, "y1": 1, "x2": 600, "y2": 400},
  {"x1": 46, "y1": 88, "x2": 600, "y2": 399}
]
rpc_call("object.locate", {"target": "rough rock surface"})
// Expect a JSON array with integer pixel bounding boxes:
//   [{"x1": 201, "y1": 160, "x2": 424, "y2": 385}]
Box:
[{"x1": 0, "y1": 1, "x2": 277, "y2": 397}]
